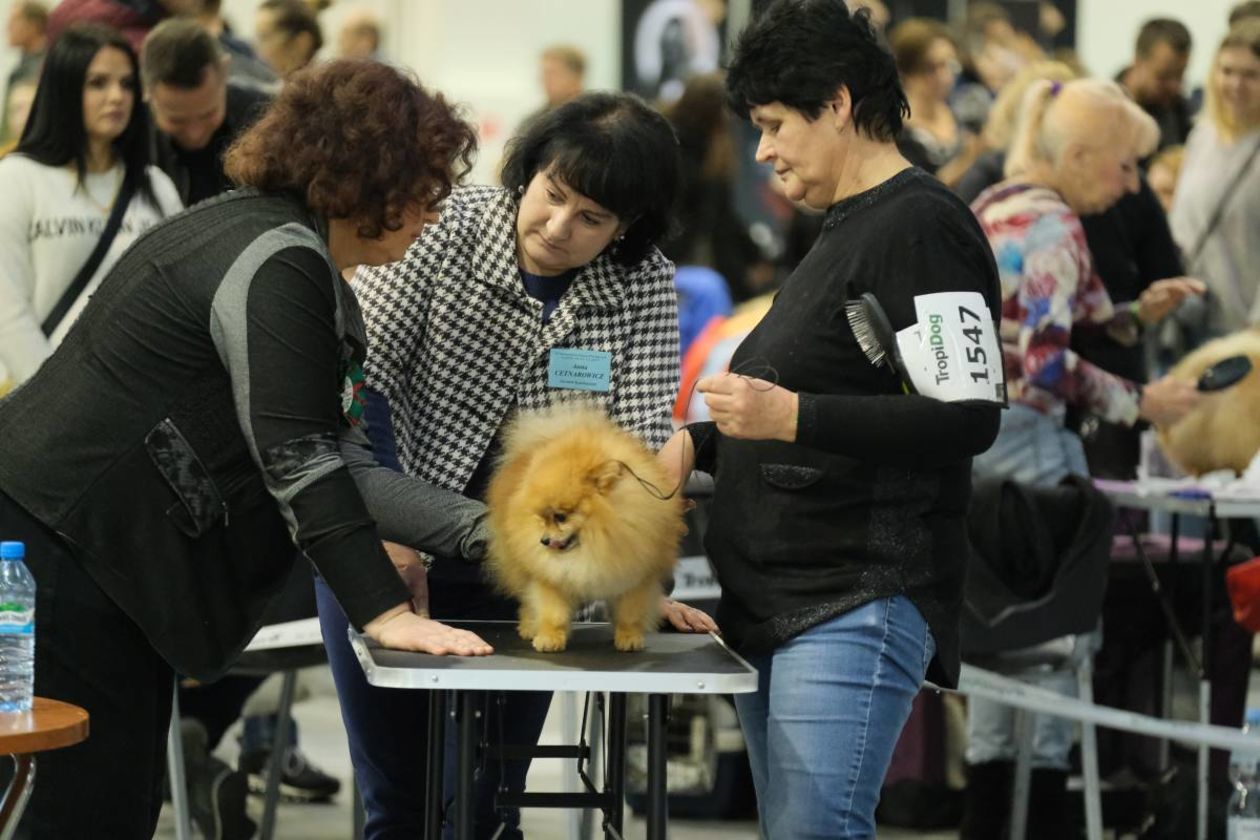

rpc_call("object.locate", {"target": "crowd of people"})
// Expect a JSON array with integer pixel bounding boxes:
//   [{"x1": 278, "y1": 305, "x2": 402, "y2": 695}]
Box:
[{"x1": 0, "y1": 1, "x2": 1258, "y2": 839}]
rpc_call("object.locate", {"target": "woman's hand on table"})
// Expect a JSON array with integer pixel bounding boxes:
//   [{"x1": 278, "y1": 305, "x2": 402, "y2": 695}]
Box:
[
  {"x1": 383, "y1": 540, "x2": 430, "y2": 617},
  {"x1": 660, "y1": 597, "x2": 719, "y2": 634},
  {"x1": 363, "y1": 605, "x2": 494, "y2": 656},
  {"x1": 697, "y1": 372, "x2": 798, "y2": 442}
]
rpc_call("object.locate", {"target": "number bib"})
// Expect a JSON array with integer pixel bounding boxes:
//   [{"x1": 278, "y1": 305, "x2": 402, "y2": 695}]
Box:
[{"x1": 895, "y1": 291, "x2": 1006, "y2": 404}]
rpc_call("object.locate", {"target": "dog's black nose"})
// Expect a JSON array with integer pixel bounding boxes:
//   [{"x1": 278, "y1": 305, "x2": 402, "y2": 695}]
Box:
[{"x1": 540, "y1": 537, "x2": 551, "y2": 547}]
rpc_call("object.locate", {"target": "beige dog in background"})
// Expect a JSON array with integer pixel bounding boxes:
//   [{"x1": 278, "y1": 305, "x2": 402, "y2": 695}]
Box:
[
  {"x1": 485, "y1": 406, "x2": 686, "y2": 653},
  {"x1": 1158, "y1": 328, "x2": 1260, "y2": 476}
]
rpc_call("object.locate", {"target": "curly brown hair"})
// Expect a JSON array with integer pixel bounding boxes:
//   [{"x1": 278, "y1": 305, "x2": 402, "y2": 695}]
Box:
[{"x1": 224, "y1": 60, "x2": 477, "y2": 238}]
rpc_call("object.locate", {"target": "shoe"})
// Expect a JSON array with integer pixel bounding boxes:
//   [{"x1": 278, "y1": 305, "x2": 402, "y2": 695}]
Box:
[
  {"x1": 174, "y1": 719, "x2": 256, "y2": 840},
  {"x1": 194, "y1": 759, "x2": 257, "y2": 840},
  {"x1": 239, "y1": 745, "x2": 341, "y2": 803}
]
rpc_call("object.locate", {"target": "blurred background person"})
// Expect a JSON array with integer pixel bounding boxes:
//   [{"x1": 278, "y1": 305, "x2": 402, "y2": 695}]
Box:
[
  {"x1": 539, "y1": 43, "x2": 585, "y2": 111},
  {"x1": 2, "y1": 1, "x2": 47, "y2": 144},
  {"x1": 46, "y1": 0, "x2": 202, "y2": 53},
  {"x1": 142, "y1": 17, "x2": 270, "y2": 206},
  {"x1": 1148, "y1": 143, "x2": 1185, "y2": 212},
  {"x1": 954, "y1": 59, "x2": 1079, "y2": 203},
  {"x1": 660, "y1": 72, "x2": 767, "y2": 308},
  {"x1": 890, "y1": 17, "x2": 977, "y2": 185},
  {"x1": 1, "y1": 78, "x2": 36, "y2": 152},
  {"x1": 1232, "y1": 1, "x2": 1260, "y2": 26},
  {"x1": 955, "y1": 59, "x2": 1190, "y2": 481},
  {"x1": 1117, "y1": 18, "x2": 1195, "y2": 153},
  {"x1": 254, "y1": 0, "x2": 323, "y2": 79},
  {"x1": 1170, "y1": 18, "x2": 1260, "y2": 342},
  {"x1": 951, "y1": 2, "x2": 1025, "y2": 135},
  {"x1": 965, "y1": 79, "x2": 1202, "y2": 836},
  {"x1": 0, "y1": 22, "x2": 181, "y2": 391},
  {"x1": 336, "y1": 6, "x2": 382, "y2": 61},
  {"x1": 196, "y1": 0, "x2": 279, "y2": 90}
]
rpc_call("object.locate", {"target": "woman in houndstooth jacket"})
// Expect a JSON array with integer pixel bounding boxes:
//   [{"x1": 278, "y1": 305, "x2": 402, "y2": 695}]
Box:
[{"x1": 316, "y1": 91, "x2": 717, "y2": 840}]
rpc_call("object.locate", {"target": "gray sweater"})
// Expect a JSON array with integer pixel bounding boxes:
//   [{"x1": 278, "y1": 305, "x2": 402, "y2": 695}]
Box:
[{"x1": 1170, "y1": 121, "x2": 1260, "y2": 336}]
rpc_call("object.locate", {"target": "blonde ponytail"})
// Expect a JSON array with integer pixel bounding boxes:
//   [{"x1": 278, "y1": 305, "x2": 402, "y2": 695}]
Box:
[{"x1": 1004, "y1": 79, "x2": 1059, "y2": 178}]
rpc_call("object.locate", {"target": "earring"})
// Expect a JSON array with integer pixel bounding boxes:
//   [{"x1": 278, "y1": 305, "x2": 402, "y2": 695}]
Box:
[{"x1": 517, "y1": 185, "x2": 525, "y2": 196}]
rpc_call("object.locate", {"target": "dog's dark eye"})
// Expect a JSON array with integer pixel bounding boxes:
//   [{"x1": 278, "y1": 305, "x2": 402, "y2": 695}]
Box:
[{"x1": 554, "y1": 512, "x2": 567, "y2": 524}]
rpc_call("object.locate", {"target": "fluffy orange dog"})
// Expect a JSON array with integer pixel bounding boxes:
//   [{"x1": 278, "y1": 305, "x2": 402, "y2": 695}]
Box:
[
  {"x1": 1159, "y1": 328, "x2": 1260, "y2": 475},
  {"x1": 485, "y1": 407, "x2": 685, "y2": 653}
]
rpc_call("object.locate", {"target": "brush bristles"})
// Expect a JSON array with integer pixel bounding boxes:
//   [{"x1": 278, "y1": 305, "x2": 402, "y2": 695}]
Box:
[{"x1": 845, "y1": 300, "x2": 887, "y2": 366}]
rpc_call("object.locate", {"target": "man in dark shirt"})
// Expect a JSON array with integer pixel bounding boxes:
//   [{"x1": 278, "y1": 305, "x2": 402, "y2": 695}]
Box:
[
  {"x1": 1117, "y1": 18, "x2": 1194, "y2": 152},
  {"x1": 142, "y1": 17, "x2": 270, "y2": 207}
]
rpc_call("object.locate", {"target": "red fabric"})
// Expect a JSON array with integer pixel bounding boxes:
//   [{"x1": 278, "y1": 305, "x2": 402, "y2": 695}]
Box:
[
  {"x1": 1226, "y1": 556, "x2": 1260, "y2": 632},
  {"x1": 47, "y1": 0, "x2": 158, "y2": 53}
]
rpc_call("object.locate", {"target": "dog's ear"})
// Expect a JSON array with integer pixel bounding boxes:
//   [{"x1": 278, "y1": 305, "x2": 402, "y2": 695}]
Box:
[{"x1": 588, "y1": 460, "x2": 624, "y2": 494}]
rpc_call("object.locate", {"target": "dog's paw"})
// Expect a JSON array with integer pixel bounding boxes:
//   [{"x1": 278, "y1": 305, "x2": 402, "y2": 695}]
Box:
[
  {"x1": 517, "y1": 624, "x2": 536, "y2": 641},
  {"x1": 613, "y1": 628, "x2": 645, "y2": 652},
  {"x1": 532, "y1": 631, "x2": 568, "y2": 652}
]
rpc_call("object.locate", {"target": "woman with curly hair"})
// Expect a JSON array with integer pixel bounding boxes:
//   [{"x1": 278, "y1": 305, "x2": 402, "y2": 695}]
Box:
[{"x1": 0, "y1": 59, "x2": 493, "y2": 839}]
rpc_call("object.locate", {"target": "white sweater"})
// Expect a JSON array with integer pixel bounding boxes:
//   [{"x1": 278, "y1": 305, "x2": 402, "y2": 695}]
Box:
[{"x1": 0, "y1": 155, "x2": 182, "y2": 386}]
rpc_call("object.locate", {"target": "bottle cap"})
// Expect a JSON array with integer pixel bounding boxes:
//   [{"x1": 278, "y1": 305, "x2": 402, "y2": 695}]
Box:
[{"x1": 0, "y1": 542, "x2": 25, "y2": 560}]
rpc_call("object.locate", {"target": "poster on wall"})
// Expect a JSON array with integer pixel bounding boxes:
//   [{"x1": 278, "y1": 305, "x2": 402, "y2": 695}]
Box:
[{"x1": 621, "y1": 0, "x2": 727, "y2": 104}]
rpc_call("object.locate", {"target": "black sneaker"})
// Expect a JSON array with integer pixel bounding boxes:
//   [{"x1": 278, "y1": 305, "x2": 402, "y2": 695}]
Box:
[
  {"x1": 195, "y1": 760, "x2": 257, "y2": 840},
  {"x1": 175, "y1": 720, "x2": 257, "y2": 840},
  {"x1": 239, "y1": 746, "x2": 341, "y2": 803}
]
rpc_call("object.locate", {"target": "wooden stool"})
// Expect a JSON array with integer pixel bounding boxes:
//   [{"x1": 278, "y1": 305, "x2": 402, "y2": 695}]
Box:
[{"x1": 0, "y1": 697, "x2": 90, "y2": 840}]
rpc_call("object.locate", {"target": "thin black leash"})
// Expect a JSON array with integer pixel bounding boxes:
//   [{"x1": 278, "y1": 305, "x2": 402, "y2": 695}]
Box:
[{"x1": 612, "y1": 356, "x2": 782, "y2": 502}]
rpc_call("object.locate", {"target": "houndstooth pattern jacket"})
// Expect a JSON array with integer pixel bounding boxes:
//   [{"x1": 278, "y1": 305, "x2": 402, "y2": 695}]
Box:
[{"x1": 353, "y1": 185, "x2": 680, "y2": 496}]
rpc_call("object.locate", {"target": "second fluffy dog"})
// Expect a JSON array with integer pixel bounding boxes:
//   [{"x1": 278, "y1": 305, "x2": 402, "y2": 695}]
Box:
[
  {"x1": 485, "y1": 407, "x2": 685, "y2": 652},
  {"x1": 1159, "y1": 328, "x2": 1260, "y2": 475}
]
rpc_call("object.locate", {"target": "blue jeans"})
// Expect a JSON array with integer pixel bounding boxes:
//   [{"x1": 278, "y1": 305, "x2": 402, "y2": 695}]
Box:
[
  {"x1": 316, "y1": 576, "x2": 551, "y2": 840},
  {"x1": 734, "y1": 596, "x2": 935, "y2": 840},
  {"x1": 972, "y1": 403, "x2": 1088, "y2": 487}
]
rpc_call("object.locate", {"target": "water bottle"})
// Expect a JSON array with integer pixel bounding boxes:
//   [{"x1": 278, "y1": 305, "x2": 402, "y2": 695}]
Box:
[
  {"x1": 1228, "y1": 710, "x2": 1260, "y2": 839},
  {"x1": 0, "y1": 542, "x2": 35, "y2": 712}
]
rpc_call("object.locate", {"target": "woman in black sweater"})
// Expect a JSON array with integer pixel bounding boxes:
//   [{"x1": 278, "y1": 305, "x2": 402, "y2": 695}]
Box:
[{"x1": 659, "y1": 2, "x2": 1002, "y2": 836}]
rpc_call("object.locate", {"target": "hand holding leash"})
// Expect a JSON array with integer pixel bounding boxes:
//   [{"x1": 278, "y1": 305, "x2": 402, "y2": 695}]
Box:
[{"x1": 697, "y1": 372, "x2": 798, "y2": 442}]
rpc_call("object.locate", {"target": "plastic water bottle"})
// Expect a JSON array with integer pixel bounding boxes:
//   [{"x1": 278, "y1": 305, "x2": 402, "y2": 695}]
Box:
[
  {"x1": 0, "y1": 542, "x2": 35, "y2": 712},
  {"x1": 1228, "y1": 710, "x2": 1260, "y2": 839}
]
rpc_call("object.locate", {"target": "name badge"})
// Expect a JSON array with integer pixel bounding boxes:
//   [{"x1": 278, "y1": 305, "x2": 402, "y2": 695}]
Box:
[
  {"x1": 548, "y1": 348, "x2": 612, "y2": 392},
  {"x1": 895, "y1": 291, "x2": 1007, "y2": 404}
]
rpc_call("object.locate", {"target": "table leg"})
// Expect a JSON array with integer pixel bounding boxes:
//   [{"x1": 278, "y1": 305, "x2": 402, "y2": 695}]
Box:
[
  {"x1": 0, "y1": 755, "x2": 34, "y2": 840},
  {"x1": 167, "y1": 682, "x2": 193, "y2": 840},
  {"x1": 260, "y1": 669, "x2": 298, "y2": 840},
  {"x1": 603, "y1": 694, "x2": 626, "y2": 839},
  {"x1": 1197, "y1": 514, "x2": 1217, "y2": 840},
  {"x1": 455, "y1": 691, "x2": 477, "y2": 840},
  {"x1": 425, "y1": 690, "x2": 448, "y2": 840},
  {"x1": 646, "y1": 694, "x2": 670, "y2": 840}
]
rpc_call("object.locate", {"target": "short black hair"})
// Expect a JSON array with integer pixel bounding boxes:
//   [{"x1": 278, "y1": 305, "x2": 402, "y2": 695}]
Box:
[
  {"x1": 500, "y1": 91, "x2": 680, "y2": 267},
  {"x1": 141, "y1": 18, "x2": 223, "y2": 90},
  {"x1": 1136, "y1": 18, "x2": 1192, "y2": 58},
  {"x1": 1231, "y1": 1, "x2": 1260, "y2": 25},
  {"x1": 18, "y1": 23, "x2": 158, "y2": 208},
  {"x1": 725, "y1": 0, "x2": 907, "y2": 142}
]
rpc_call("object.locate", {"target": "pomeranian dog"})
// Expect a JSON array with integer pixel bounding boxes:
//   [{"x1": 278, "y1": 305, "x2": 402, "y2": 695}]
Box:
[
  {"x1": 1159, "y1": 328, "x2": 1260, "y2": 475},
  {"x1": 485, "y1": 406, "x2": 685, "y2": 653}
]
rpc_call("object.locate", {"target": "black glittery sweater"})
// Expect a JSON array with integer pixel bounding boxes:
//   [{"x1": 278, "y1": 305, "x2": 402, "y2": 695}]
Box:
[{"x1": 687, "y1": 168, "x2": 1001, "y2": 688}]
